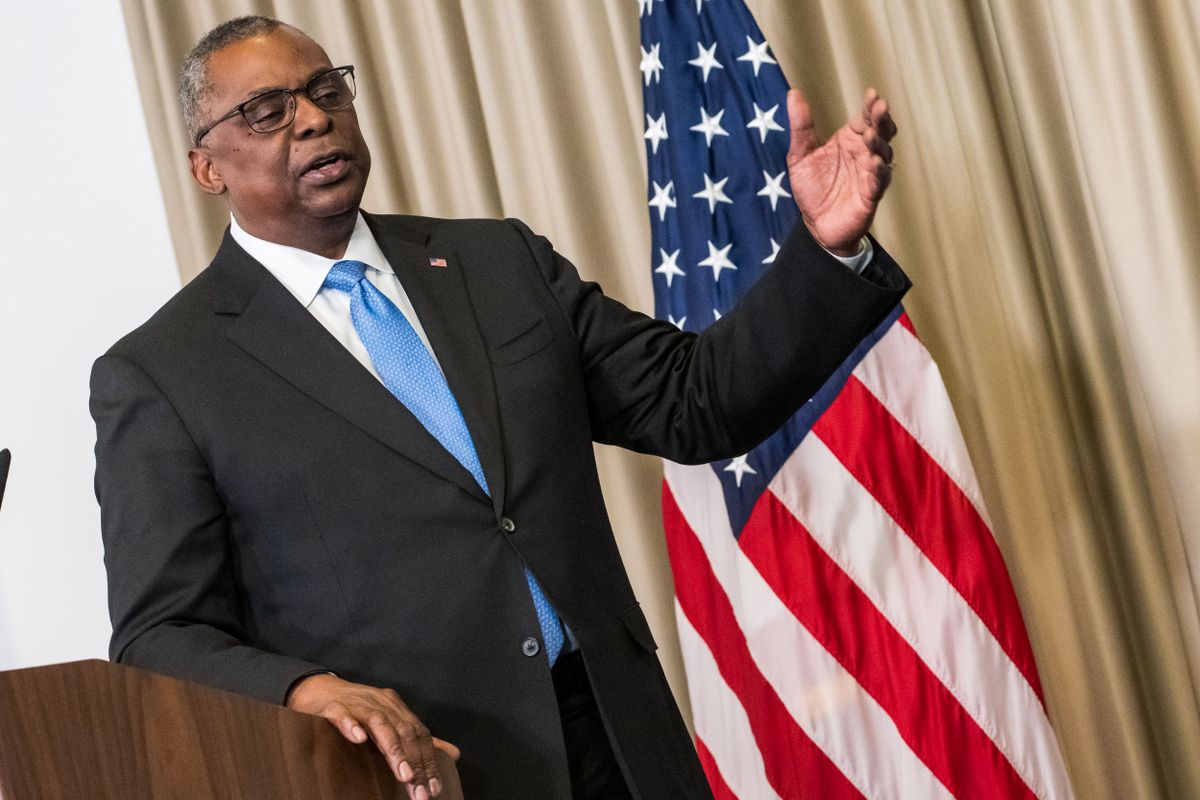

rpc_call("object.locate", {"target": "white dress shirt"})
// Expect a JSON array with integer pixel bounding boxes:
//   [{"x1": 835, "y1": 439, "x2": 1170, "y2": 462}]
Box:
[{"x1": 230, "y1": 212, "x2": 442, "y2": 384}]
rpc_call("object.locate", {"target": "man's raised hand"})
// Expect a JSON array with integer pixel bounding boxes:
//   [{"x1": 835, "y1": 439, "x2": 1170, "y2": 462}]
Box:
[
  {"x1": 787, "y1": 87, "x2": 897, "y2": 256},
  {"x1": 287, "y1": 673, "x2": 460, "y2": 800}
]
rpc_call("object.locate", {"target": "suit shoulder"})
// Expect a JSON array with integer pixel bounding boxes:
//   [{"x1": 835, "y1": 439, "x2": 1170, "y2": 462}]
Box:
[
  {"x1": 367, "y1": 213, "x2": 532, "y2": 251},
  {"x1": 100, "y1": 262, "x2": 240, "y2": 365}
]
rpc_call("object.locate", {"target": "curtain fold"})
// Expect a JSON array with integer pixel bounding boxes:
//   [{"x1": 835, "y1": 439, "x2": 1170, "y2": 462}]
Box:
[{"x1": 119, "y1": 1, "x2": 1200, "y2": 796}]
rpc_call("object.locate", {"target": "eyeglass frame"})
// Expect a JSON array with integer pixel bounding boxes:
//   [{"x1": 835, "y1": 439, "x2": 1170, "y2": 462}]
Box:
[{"x1": 192, "y1": 65, "x2": 357, "y2": 146}]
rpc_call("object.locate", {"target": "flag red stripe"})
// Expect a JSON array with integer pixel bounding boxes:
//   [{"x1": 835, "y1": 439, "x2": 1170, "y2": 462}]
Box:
[
  {"x1": 663, "y1": 484, "x2": 864, "y2": 800},
  {"x1": 695, "y1": 736, "x2": 740, "y2": 800},
  {"x1": 812, "y1": 376, "x2": 1045, "y2": 701},
  {"x1": 741, "y1": 492, "x2": 1037, "y2": 800},
  {"x1": 898, "y1": 311, "x2": 916, "y2": 336}
]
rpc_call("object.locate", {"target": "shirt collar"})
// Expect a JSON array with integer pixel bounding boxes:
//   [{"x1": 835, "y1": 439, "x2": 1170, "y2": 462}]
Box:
[{"x1": 228, "y1": 212, "x2": 395, "y2": 307}]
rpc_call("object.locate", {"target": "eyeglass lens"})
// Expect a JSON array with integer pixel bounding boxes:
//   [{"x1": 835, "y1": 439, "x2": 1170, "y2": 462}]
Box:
[{"x1": 242, "y1": 68, "x2": 356, "y2": 133}]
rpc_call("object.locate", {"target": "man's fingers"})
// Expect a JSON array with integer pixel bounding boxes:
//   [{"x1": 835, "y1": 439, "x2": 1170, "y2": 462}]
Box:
[
  {"x1": 866, "y1": 154, "x2": 893, "y2": 199},
  {"x1": 786, "y1": 88, "x2": 821, "y2": 163},
  {"x1": 867, "y1": 93, "x2": 897, "y2": 141},
  {"x1": 365, "y1": 712, "x2": 416, "y2": 784},
  {"x1": 395, "y1": 720, "x2": 435, "y2": 792},
  {"x1": 378, "y1": 690, "x2": 436, "y2": 793},
  {"x1": 863, "y1": 128, "x2": 894, "y2": 165},
  {"x1": 290, "y1": 678, "x2": 441, "y2": 796},
  {"x1": 317, "y1": 701, "x2": 369, "y2": 744},
  {"x1": 848, "y1": 87, "x2": 873, "y2": 134},
  {"x1": 413, "y1": 725, "x2": 441, "y2": 797},
  {"x1": 433, "y1": 738, "x2": 462, "y2": 762},
  {"x1": 862, "y1": 87, "x2": 878, "y2": 125},
  {"x1": 875, "y1": 111, "x2": 896, "y2": 142}
]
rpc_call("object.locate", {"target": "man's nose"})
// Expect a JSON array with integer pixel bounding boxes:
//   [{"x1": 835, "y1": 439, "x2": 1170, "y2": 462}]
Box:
[{"x1": 292, "y1": 92, "x2": 333, "y2": 138}]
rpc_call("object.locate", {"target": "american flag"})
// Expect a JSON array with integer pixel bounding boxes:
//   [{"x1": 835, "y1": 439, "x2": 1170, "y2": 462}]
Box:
[{"x1": 639, "y1": 1, "x2": 1074, "y2": 797}]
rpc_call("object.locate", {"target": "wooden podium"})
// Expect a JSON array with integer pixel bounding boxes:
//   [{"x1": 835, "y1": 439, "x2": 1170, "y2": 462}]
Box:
[{"x1": 0, "y1": 659, "x2": 462, "y2": 799}]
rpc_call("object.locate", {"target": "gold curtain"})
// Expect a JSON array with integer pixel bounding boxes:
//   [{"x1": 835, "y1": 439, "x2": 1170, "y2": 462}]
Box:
[{"x1": 119, "y1": 1, "x2": 1200, "y2": 797}]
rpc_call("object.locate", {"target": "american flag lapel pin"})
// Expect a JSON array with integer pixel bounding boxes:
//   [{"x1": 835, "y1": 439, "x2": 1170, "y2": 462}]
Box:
[{"x1": 429, "y1": 257, "x2": 448, "y2": 268}]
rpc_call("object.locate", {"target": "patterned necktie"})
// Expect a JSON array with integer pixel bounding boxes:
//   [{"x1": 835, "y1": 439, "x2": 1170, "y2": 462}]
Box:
[{"x1": 322, "y1": 260, "x2": 564, "y2": 665}]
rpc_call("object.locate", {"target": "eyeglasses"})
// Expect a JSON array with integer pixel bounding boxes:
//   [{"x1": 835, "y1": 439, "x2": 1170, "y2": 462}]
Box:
[{"x1": 194, "y1": 65, "x2": 356, "y2": 146}]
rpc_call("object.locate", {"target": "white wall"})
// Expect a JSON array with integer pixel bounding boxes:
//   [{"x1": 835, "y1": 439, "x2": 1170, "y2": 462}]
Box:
[{"x1": 0, "y1": 1, "x2": 180, "y2": 669}]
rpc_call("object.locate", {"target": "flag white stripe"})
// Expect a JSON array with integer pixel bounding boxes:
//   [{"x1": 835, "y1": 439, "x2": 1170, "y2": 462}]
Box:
[
  {"x1": 771, "y1": 436, "x2": 1074, "y2": 800},
  {"x1": 853, "y1": 323, "x2": 990, "y2": 523},
  {"x1": 666, "y1": 462, "x2": 954, "y2": 800},
  {"x1": 675, "y1": 601, "x2": 783, "y2": 800}
]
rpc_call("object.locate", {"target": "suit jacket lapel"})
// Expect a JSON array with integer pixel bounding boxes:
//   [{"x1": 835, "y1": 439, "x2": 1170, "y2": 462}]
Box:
[
  {"x1": 211, "y1": 231, "x2": 491, "y2": 504},
  {"x1": 366, "y1": 214, "x2": 507, "y2": 517}
]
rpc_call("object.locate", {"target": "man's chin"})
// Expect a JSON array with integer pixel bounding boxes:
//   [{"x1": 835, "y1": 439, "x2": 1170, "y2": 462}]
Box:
[{"x1": 302, "y1": 184, "x2": 367, "y2": 222}]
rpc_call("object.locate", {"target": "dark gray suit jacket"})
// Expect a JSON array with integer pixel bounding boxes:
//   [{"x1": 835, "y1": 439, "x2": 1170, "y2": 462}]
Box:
[{"x1": 91, "y1": 213, "x2": 908, "y2": 798}]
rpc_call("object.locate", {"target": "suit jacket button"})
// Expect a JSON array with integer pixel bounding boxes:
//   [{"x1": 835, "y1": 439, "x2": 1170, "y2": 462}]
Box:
[
  {"x1": 521, "y1": 637, "x2": 540, "y2": 657},
  {"x1": 500, "y1": 517, "x2": 516, "y2": 533}
]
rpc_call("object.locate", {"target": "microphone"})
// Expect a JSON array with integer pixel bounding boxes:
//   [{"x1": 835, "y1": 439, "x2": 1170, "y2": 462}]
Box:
[{"x1": 0, "y1": 449, "x2": 9, "y2": 512}]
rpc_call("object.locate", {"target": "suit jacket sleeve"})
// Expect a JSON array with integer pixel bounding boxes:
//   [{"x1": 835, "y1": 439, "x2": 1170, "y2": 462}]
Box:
[
  {"x1": 505, "y1": 218, "x2": 911, "y2": 464},
  {"x1": 91, "y1": 353, "x2": 328, "y2": 704}
]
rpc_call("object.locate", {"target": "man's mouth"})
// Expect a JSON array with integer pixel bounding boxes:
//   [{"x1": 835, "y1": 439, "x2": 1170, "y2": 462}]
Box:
[{"x1": 301, "y1": 153, "x2": 350, "y2": 183}]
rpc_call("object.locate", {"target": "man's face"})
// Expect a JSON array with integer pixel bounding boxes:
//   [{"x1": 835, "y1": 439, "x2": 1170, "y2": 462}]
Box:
[{"x1": 190, "y1": 26, "x2": 371, "y2": 245}]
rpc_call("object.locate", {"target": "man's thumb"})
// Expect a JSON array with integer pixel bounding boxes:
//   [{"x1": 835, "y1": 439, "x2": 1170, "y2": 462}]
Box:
[{"x1": 787, "y1": 88, "x2": 821, "y2": 162}]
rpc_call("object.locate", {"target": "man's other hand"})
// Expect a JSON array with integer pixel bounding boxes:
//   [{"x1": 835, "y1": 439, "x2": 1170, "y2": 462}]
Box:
[
  {"x1": 287, "y1": 673, "x2": 460, "y2": 799},
  {"x1": 787, "y1": 87, "x2": 898, "y2": 256}
]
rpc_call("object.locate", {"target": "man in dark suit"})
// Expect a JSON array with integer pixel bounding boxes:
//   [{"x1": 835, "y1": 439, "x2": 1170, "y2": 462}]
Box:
[{"x1": 92, "y1": 16, "x2": 905, "y2": 800}]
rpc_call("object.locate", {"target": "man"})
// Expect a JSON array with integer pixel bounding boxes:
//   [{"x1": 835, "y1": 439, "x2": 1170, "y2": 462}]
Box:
[{"x1": 92, "y1": 15, "x2": 905, "y2": 800}]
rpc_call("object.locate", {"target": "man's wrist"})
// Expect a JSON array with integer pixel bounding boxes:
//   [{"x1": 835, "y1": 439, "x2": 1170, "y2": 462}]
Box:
[
  {"x1": 824, "y1": 237, "x2": 873, "y2": 274},
  {"x1": 285, "y1": 670, "x2": 340, "y2": 708}
]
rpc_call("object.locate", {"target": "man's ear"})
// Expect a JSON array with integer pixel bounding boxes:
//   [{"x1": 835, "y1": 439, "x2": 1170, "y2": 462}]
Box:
[{"x1": 188, "y1": 148, "x2": 227, "y2": 196}]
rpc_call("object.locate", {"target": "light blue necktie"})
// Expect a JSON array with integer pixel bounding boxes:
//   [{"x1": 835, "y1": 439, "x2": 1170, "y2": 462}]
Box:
[{"x1": 323, "y1": 260, "x2": 564, "y2": 665}]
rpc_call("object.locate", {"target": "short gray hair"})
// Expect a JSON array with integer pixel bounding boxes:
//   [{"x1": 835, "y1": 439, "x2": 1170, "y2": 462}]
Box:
[{"x1": 178, "y1": 15, "x2": 285, "y2": 145}]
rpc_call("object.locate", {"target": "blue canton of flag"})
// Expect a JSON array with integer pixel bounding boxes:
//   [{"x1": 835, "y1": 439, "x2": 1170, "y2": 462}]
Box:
[{"x1": 641, "y1": 0, "x2": 893, "y2": 535}]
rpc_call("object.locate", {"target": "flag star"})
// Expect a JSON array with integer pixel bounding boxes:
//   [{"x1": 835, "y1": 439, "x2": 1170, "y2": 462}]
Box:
[
  {"x1": 713, "y1": 308, "x2": 722, "y2": 321},
  {"x1": 690, "y1": 107, "x2": 729, "y2": 146},
  {"x1": 763, "y1": 238, "x2": 781, "y2": 264},
  {"x1": 638, "y1": 0, "x2": 662, "y2": 17},
  {"x1": 687, "y1": 42, "x2": 724, "y2": 83},
  {"x1": 692, "y1": 173, "x2": 733, "y2": 213},
  {"x1": 648, "y1": 180, "x2": 676, "y2": 221},
  {"x1": 668, "y1": 313, "x2": 687, "y2": 330},
  {"x1": 655, "y1": 248, "x2": 685, "y2": 287},
  {"x1": 699, "y1": 240, "x2": 737, "y2": 281},
  {"x1": 746, "y1": 102, "x2": 785, "y2": 143},
  {"x1": 640, "y1": 43, "x2": 664, "y2": 86},
  {"x1": 757, "y1": 169, "x2": 791, "y2": 211},
  {"x1": 644, "y1": 112, "x2": 669, "y2": 154},
  {"x1": 737, "y1": 36, "x2": 778, "y2": 76},
  {"x1": 724, "y1": 454, "x2": 758, "y2": 487},
  {"x1": 695, "y1": 0, "x2": 709, "y2": 13}
]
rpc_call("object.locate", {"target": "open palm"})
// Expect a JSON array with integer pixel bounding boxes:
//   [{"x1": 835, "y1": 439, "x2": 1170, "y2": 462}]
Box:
[{"x1": 787, "y1": 88, "x2": 897, "y2": 256}]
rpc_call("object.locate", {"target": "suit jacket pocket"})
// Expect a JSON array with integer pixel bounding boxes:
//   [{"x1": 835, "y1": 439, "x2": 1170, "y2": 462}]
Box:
[
  {"x1": 620, "y1": 603, "x2": 659, "y2": 653},
  {"x1": 490, "y1": 315, "x2": 552, "y2": 366}
]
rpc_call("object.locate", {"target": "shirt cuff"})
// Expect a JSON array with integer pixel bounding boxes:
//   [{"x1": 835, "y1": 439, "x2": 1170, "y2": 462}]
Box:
[{"x1": 824, "y1": 237, "x2": 873, "y2": 275}]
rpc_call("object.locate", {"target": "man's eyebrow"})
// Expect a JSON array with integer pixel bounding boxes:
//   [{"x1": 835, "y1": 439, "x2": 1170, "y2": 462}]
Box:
[
  {"x1": 236, "y1": 67, "x2": 334, "y2": 103},
  {"x1": 238, "y1": 85, "x2": 285, "y2": 102}
]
